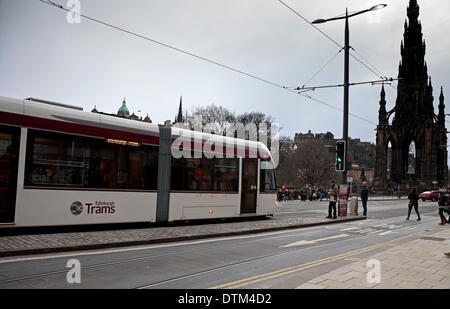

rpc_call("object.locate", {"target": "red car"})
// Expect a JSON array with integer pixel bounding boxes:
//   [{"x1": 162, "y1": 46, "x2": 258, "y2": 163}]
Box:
[{"x1": 419, "y1": 191, "x2": 440, "y2": 201}]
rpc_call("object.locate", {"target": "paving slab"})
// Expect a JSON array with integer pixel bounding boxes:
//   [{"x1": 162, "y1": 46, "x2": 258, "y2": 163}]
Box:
[{"x1": 296, "y1": 226, "x2": 450, "y2": 289}]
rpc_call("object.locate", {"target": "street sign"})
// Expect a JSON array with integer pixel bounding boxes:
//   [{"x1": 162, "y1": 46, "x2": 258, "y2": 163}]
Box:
[{"x1": 338, "y1": 184, "x2": 349, "y2": 217}]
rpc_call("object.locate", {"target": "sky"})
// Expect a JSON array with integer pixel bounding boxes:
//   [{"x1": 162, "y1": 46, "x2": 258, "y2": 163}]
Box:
[{"x1": 0, "y1": 0, "x2": 449, "y2": 145}]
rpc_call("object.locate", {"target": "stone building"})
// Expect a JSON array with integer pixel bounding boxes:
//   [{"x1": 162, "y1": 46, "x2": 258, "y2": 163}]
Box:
[
  {"x1": 374, "y1": 0, "x2": 447, "y2": 191},
  {"x1": 91, "y1": 98, "x2": 152, "y2": 123},
  {"x1": 294, "y1": 130, "x2": 334, "y2": 145}
]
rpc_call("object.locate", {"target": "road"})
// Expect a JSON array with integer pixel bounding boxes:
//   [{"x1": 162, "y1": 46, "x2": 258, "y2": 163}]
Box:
[{"x1": 0, "y1": 199, "x2": 442, "y2": 289}]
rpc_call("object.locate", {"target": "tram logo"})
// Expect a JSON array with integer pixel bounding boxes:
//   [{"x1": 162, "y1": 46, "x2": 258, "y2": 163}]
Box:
[
  {"x1": 70, "y1": 201, "x2": 84, "y2": 216},
  {"x1": 70, "y1": 201, "x2": 116, "y2": 215}
]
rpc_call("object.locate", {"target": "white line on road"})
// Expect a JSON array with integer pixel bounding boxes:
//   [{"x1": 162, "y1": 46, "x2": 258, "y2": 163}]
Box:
[
  {"x1": 341, "y1": 227, "x2": 360, "y2": 231},
  {"x1": 378, "y1": 231, "x2": 398, "y2": 236},
  {"x1": 374, "y1": 224, "x2": 403, "y2": 229},
  {"x1": 280, "y1": 234, "x2": 349, "y2": 248}
]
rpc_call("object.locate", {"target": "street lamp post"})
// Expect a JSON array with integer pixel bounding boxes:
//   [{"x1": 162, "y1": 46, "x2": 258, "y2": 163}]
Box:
[{"x1": 312, "y1": 4, "x2": 387, "y2": 185}]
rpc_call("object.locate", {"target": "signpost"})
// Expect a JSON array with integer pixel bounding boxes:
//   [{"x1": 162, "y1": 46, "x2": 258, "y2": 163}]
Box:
[
  {"x1": 338, "y1": 184, "x2": 349, "y2": 217},
  {"x1": 347, "y1": 177, "x2": 353, "y2": 195}
]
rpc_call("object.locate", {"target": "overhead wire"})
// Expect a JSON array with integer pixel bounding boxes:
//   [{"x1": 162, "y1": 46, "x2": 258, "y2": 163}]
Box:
[
  {"x1": 300, "y1": 48, "x2": 343, "y2": 88},
  {"x1": 277, "y1": 0, "x2": 397, "y2": 90},
  {"x1": 38, "y1": 0, "x2": 377, "y2": 125}
]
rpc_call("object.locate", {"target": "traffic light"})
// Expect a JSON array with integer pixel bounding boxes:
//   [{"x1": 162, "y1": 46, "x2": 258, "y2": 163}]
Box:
[{"x1": 335, "y1": 141, "x2": 346, "y2": 172}]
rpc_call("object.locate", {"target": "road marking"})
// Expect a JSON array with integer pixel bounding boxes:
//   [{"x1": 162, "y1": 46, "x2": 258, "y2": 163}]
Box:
[
  {"x1": 341, "y1": 227, "x2": 359, "y2": 231},
  {"x1": 374, "y1": 224, "x2": 402, "y2": 229},
  {"x1": 209, "y1": 231, "x2": 424, "y2": 289},
  {"x1": 280, "y1": 234, "x2": 349, "y2": 248},
  {"x1": 378, "y1": 231, "x2": 397, "y2": 236}
]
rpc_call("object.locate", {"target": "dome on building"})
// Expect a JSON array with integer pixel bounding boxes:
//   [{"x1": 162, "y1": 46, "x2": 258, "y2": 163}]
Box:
[{"x1": 117, "y1": 98, "x2": 130, "y2": 118}]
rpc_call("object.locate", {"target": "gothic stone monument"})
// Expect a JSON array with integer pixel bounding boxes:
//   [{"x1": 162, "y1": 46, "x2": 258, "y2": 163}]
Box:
[{"x1": 374, "y1": 0, "x2": 447, "y2": 192}]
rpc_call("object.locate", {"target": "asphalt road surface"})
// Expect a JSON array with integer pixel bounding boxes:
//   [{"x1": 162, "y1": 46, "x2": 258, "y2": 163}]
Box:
[{"x1": 0, "y1": 199, "x2": 443, "y2": 289}]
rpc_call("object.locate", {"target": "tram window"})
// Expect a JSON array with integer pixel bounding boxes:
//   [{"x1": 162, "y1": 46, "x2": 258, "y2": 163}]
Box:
[
  {"x1": 25, "y1": 130, "x2": 158, "y2": 190},
  {"x1": 171, "y1": 157, "x2": 212, "y2": 191},
  {"x1": 260, "y1": 160, "x2": 276, "y2": 192},
  {"x1": 171, "y1": 157, "x2": 239, "y2": 192},
  {"x1": 26, "y1": 136, "x2": 88, "y2": 187},
  {"x1": 213, "y1": 158, "x2": 238, "y2": 192}
]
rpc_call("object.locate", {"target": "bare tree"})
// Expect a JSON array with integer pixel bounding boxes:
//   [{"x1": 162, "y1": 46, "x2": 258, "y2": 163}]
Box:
[
  {"x1": 294, "y1": 140, "x2": 334, "y2": 186},
  {"x1": 188, "y1": 104, "x2": 237, "y2": 135},
  {"x1": 275, "y1": 139, "x2": 335, "y2": 188},
  {"x1": 275, "y1": 136, "x2": 297, "y2": 186},
  {"x1": 186, "y1": 105, "x2": 277, "y2": 146}
]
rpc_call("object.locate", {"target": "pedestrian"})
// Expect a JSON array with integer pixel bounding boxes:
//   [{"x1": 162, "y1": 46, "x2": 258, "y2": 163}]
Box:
[
  {"x1": 360, "y1": 182, "x2": 369, "y2": 217},
  {"x1": 277, "y1": 188, "x2": 283, "y2": 202},
  {"x1": 406, "y1": 187, "x2": 421, "y2": 221},
  {"x1": 326, "y1": 180, "x2": 338, "y2": 219},
  {"x1": 438, "y1": 189, "x2": 450, "y2": 225}
]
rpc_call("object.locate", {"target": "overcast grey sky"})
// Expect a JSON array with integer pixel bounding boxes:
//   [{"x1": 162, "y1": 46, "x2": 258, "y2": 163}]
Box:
[{"x1": 1, "y1": 0, "x2": 449, "y2": 144}]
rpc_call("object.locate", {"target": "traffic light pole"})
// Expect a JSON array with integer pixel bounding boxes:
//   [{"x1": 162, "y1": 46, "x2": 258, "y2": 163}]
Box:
[
  {"x1": 342, "y1": 10, "x2": 350, "y2": 185},
  {"x1": 311, "y1": 5, "x2": 388, "y2": 185}
]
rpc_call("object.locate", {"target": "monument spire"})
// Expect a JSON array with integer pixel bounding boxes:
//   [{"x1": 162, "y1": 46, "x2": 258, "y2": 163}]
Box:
[
  {"x1": 378, "y1": 84, "x2": 387, "y2": 126},
  {"x1": 438, "y1": 87, "x2": 446, "y2": 127},
  {"x1": 176, "y1": 96, "x2": 183, "y2": 123},
  {"x1": 393, "y1": 0, "x2": 433, "y2": 126}
]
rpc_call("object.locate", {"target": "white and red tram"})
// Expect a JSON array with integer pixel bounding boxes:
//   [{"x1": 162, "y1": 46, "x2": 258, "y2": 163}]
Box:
[{"x1": 0, "y1": 96, "x2": 276, "y2": 227}]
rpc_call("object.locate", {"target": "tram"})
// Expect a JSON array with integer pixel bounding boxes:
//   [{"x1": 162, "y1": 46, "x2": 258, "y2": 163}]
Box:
[{"x1": 0, "y1": 96, "x2": 277, "y2": 227}]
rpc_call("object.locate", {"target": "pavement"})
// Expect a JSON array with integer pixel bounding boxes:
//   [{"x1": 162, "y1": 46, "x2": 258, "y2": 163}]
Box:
[
  {"x1": 0, "y1": 212, "x2": 364, "y2": 258},
  {"x1": 296, "y1": 225, "x2": 450, "y2": 289}
]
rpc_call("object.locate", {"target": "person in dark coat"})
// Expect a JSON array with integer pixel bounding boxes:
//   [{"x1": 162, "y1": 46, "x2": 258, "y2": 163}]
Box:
[
  {"x1": 407, "y1": 187, "x2": 421, "y2": 221},
  {"x1": 360, "y1": 182, "x2": 369, "y2": 217},
  {"x1": 277, "y1": 188, "x2": 283, "y2": 202},
  {"x1": 438, "y1": 190, "x2": 450, "y2": 225}
]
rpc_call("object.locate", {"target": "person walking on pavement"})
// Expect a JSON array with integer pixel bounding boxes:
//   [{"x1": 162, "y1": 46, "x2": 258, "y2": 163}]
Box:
[
  {"x1": 438, "y1": 189, "x2": 450, "y2": 225},
  {"x1": 360, "y1": 182, "x2": 369, "y2": 217},
  {"x1": 326, "y1": 180, "x2": 338, "y2": 219},
  {"x1": 407, "y1": 187, "x2": 421, "y2": 221}
]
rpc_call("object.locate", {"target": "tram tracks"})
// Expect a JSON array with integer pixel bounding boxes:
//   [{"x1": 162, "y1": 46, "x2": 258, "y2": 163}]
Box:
[
  {"x1": 0, "y1": 227, "x2": 326, "y2": 286},
  {"x1": 0, "y1": 220, "x2": 430, "y2": 288}
]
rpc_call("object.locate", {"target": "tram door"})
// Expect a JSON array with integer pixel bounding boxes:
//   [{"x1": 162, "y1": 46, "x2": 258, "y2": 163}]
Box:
[
  {"x1": 0, "y1": 125, "x2": 20, "y2": 223},
  {"x1": 240, "y1": 158, "x2": 258, "y2": 214}
]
